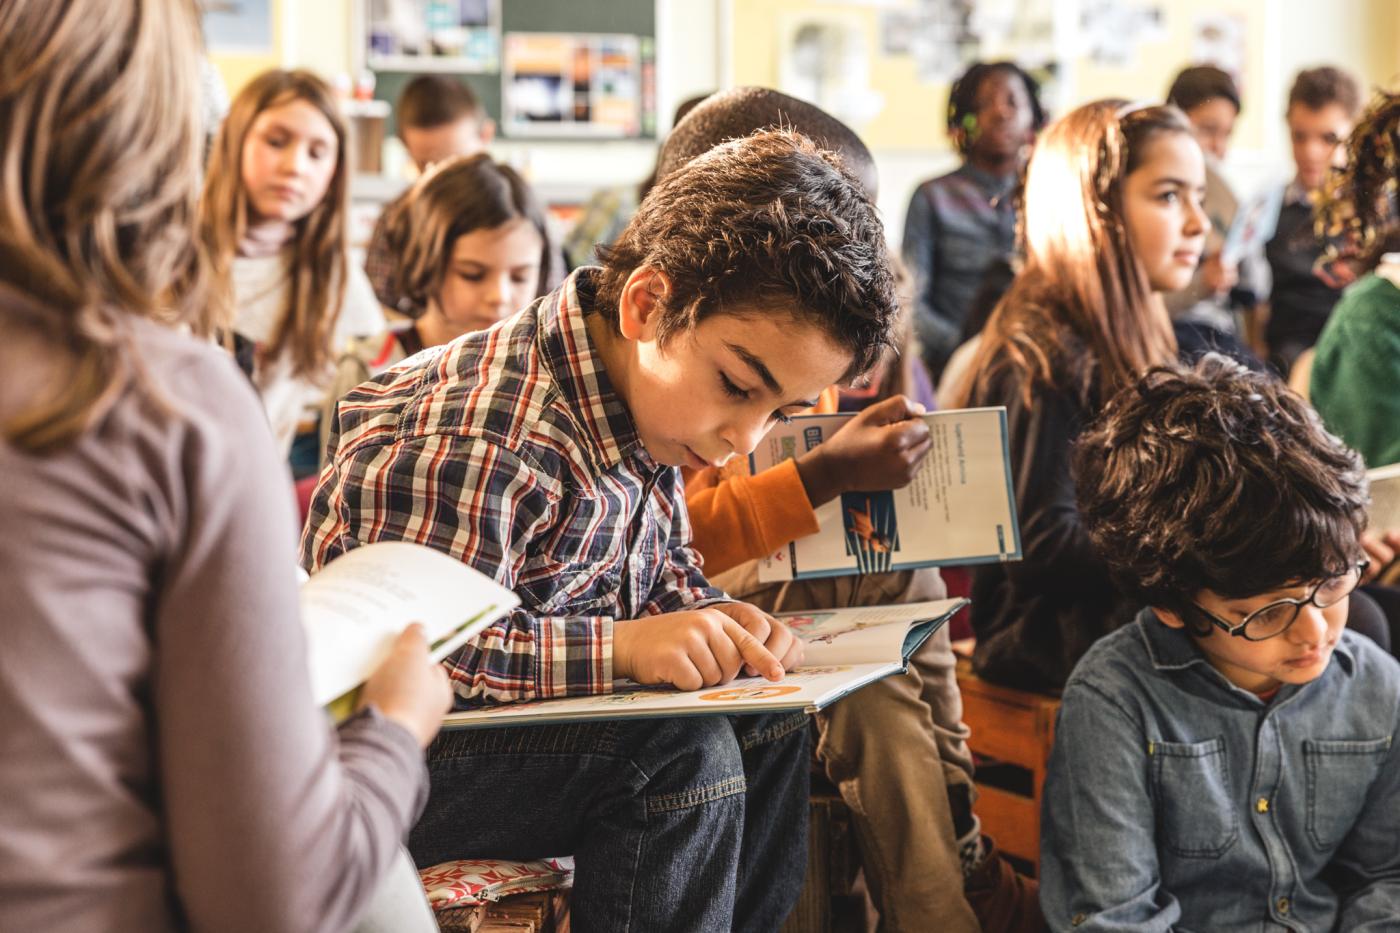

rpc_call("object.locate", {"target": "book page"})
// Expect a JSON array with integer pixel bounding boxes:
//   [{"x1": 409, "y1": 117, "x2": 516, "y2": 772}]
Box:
[
  {"x1": 778, "y1": 598, "x2": 965, "y2": 665},
  {"x1": 1368, "y1": 463, "x2": 1400, "y2": 533},
  {"x1": 752, "y1": 407, "x2": 1020, "y2": 581},
  {"x1": 302, "y1": 541, "x2": 519, "y2": 706},
  {"x1": 440, "y1": 663, "x2": 897, "y2": 729}
]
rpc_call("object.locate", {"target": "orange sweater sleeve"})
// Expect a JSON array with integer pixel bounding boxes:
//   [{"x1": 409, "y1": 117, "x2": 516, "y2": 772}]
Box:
[{"x1": 682, "y1": 385, "x2": 843, "y2": 577}]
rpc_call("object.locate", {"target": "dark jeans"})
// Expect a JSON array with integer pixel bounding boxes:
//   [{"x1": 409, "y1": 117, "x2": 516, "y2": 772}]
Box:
[{"x1": 409, "y1": 713, "x2": 811, "y2": 933}]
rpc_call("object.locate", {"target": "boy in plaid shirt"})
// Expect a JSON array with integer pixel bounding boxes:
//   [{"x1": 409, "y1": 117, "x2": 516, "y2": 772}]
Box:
[{"x1": 303, "y1": 129, "x2": 899, "y2": 931}]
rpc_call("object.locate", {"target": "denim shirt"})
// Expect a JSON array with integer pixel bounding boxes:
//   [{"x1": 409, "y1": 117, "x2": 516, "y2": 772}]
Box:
[{"x1": 1041, "y1": 609, "x2": 1400, "y2": 932}]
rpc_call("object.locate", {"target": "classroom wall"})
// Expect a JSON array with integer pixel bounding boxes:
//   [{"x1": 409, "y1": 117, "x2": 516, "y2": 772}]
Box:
[{"x1": 209, "y1": 0, "x2": 1400, "y2": 244}]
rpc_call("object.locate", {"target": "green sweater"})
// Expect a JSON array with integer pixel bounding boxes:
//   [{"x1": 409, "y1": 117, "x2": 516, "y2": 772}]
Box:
[{"x1": 1311, "y1": 273, "x2": 1400, "y2": 468}]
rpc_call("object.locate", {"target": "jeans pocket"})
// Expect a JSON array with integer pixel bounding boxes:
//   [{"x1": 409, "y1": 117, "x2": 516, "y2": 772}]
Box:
[
  {"x1": 1304, "y1": 736, "x2": 1392, "y2": 850},
  {"x1": 1150, "y1": 737, "x2": 1238, "y2": 858}
]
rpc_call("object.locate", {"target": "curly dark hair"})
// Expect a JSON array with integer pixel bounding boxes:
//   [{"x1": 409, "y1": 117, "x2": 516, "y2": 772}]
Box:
[
  {"x1": 947, "y1": 61, "x2": 1047, "y2": 156},
  {"x1": 595, "y1": 128, "x2": 897, "y2": 380},
  {"x1": 1072, "y1": 354, "x2": 1368, "y2": 623},
  {"x1": 1317, "y1": 89, "x2": 1400, "y2": 264}
]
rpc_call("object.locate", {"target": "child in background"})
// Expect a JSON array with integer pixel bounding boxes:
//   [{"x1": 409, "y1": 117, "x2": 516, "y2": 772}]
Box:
[
  {"x1": 1307, "y1": 88, "x2": 1400, "y2": 636},
  {"x1": 951, "y1": 101, "x2": 1204, "y2": 692},
  {"x1": 1043, "y1": 354, "x2": 1400, "y2": 930},
  {"x1": 200, "y1": 69, "x2": 386, "y2": 471},
  {"x1": 324, "y1": 154, "x2": 551, "y2": 462},
  {"x1": 1163, "y1": 65, "x2": 1266, "y2": 368},
  {"x1": 1311, "y1": 88, "x2": 1400, "y2": 470},
  {"x1": 364, "y1": 76, "x2": 495, "y2": 311},
  {"x1": 0, "y1": 2, "x2": 450, "y2": 931},
  {"x1": 664, "y1": 87, "x2": 1040, "y2": 933},
  {"x1": 902, "y1": 61, "x2": 1045, "y2": 380},
  {"x1": 331, "y1": 154, "x2": 549, "y2": 377},
  {"x1": 1264, "y1": 66, "x2": 1362, "y2": 375},
  {"x1": 303, "y1": 129, "x2": 900, "y2": 931}
]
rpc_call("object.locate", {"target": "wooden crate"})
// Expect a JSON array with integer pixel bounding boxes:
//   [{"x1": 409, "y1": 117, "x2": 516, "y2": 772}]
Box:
[{"x1": 956, "y1": 657, "x2": 1060, "y2": 875}]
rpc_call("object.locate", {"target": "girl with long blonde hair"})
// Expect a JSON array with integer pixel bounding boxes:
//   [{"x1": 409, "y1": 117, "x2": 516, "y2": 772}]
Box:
[
  {"x1": 0, "y1": 3, "x2": 446, "y2": 930},
  {"x1": 200, "y1": 68, "x2": 385, "y2": 466},
  {"x1": 956, "y1": 100, "x2": 1206, "y2": 691}
]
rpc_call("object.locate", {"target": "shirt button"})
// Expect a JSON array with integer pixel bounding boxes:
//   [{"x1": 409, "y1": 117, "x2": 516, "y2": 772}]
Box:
[
  {"x1": 1256, "y1": 796, "x2": 1270, "y2": 813},
  {"x1": 1071, "y1": 913, "x2": 1087, "y2": 927},
  {"x1": 1277, "y1": 896, "x2": 1290, "y2": 914}
]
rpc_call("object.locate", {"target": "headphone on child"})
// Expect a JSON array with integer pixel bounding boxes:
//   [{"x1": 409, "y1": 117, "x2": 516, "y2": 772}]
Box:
[{"x1": 946, "y1": 62, "x2": 1047, "y2": 155}]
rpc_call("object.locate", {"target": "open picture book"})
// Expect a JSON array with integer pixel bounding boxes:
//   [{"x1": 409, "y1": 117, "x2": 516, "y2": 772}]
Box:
[
  {"x1": 440, "y1": 598, "x2": 967, "y2": 730},
  {"x1": 302, "y1": 541, "x2": 519, "y2": 709},
  {"x1": 750, "y1": 406, "x2": 1021, "y2": 582}
]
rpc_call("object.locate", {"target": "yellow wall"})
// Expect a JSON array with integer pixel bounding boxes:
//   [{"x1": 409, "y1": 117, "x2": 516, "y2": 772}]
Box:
[
  {"x1": 731, "y1": 0, "x2": 950, "y2": 151},
  {"x1": 209, "y1": 0, "x2": 353, "y2": 98},
  {"x1": 730, "y1": 0, "x2": 1400, "y2": 154},
  {"x1": 207, "y1": 0, "x2": 282, "y2": 96}
]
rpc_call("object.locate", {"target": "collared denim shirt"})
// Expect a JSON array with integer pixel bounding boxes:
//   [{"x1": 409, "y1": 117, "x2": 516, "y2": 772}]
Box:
[{"x1": 1041, "y1": 609, "x2": 1400, "y2": 932}]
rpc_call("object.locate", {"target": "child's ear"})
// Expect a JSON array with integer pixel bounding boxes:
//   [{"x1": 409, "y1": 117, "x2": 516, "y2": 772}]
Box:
[
  {"x1": 479, "y1": 118, "x2": 496, "y2": 145},
  {"x1": 617, "y1": 266, "x2": 672, "y2": 341},
  {"x1": 1151, "y1": 606, "x2": 1188, "y2": 630}
]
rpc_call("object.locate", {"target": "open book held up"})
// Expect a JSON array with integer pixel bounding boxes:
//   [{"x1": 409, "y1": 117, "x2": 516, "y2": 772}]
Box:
[
  {"x1": 752, "y1": 406, "x2": 1021, "y2": 582},
  {"x1": 302, "y1": 541, "x2": 519, "y2": 708},
  {"x1": 440, "y1": 599, "x2": 967, "y2": 730}
]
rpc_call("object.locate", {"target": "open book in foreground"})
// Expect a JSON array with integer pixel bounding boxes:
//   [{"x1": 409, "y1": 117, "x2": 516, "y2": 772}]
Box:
[
  {"x1": 440, "y1": 599, "x2": 967, "y2": 730},
  {"x1": 303, "y1": 541, "x2": 519, "y2": 708},
  {"x1": 752, "y1": 406, "x2": 1021, "y2": 582}
]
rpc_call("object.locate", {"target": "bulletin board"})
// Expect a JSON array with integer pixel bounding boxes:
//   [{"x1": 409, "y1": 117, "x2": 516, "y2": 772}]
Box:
[{"x1": 367, "y1": 0, "x2": 657, "y2": 140}]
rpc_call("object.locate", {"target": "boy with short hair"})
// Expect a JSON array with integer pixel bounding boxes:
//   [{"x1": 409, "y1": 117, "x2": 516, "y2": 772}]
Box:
[
  {"x1": 304, "y1": 128, "x2": 900, "y2": 931},
  {"x1": 365, "y1": 76, "x2": 496, "y2": 311},
  {"x1": 1042, "y1": 353, "x2": 1400, "y2": 930},
  {"x1": 666, "y1": 86, "x2": 1040, "y2": 933},
  {"x1": 1265, "y1": 66, "x2": 1363, "y2": 374}
]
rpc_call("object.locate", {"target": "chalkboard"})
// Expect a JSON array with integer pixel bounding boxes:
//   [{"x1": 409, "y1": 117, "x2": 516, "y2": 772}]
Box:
[{"x1": 370, "y1": 0, "x2": 656, "y2": 139}]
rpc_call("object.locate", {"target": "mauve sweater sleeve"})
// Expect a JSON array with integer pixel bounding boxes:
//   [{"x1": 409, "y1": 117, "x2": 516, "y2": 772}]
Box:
[{"x1": 152, "y1": 351, "x2": 428, "y2": 933}]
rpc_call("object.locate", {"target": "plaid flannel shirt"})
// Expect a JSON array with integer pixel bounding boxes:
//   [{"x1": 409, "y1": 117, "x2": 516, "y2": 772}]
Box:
[{"x1": 301, "y1": 268, "x2": 726, "y2": 705}]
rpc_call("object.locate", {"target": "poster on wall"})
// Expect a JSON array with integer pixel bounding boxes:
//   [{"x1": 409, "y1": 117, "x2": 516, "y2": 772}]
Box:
[
  {"x1": 1193, "y1": 13, "x2": 1247, "y2": 81},
  {"x1": 202, "y1": 0, "x2": 274, "y2": 54},
  {"x1": 875, "y1": 0, "x2": 1061, "y2": 113},
  {"x1": 365, "y1": 0, "x2": 501, "y2": 73},
  {"x1": 778, "y1": 11, "x2": 884, "y2": 129},
  {"x1": 1079, "y1": 0, "x2": 1167, "y2": 67},
  {"x1": 503, "y1": 33, "x2": 654, "y2": 138}
]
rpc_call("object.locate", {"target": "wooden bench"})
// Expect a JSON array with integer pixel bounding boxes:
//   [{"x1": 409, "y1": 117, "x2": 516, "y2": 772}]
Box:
[{"x1": 955, "y1": 656, "x2": 1060, "y2": 876}]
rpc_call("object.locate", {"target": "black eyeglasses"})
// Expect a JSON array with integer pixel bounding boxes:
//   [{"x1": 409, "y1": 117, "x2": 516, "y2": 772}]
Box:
[{"x1": 1191, "y1": 561, "x2": 1369, "y2": 642}]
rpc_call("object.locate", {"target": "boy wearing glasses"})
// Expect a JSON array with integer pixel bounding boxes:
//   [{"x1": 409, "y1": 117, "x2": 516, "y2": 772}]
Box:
[{"x1": 1040, "y1": 354, "x2": 1400, "y2": 931}]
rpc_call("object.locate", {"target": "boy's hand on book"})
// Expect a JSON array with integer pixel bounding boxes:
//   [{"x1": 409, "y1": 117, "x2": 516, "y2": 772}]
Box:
[
  {"x1": 613, "y1": 607, "x2": 790, "y2": 691},
  {"x1": 711, "y1": 602, "x2": 804, "y2": 676},
  {"x1": 795, "y1": 394, "x2": 932, "y2": 505},
  {"x1": 360, "y1": 624, "x2": 453, "y2": 747}
]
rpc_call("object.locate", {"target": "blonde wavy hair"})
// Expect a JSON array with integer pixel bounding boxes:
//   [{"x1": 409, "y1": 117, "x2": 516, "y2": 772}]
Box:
[
  {"x1": 0, "y1": 0, "x2": 209, "y2": 452},
  {"x1": 954, "y1": 100, "x2": 1182, "y2": 408},
  {"x1": 199, "y1": 69, "x2": 350, "y2": 379}
]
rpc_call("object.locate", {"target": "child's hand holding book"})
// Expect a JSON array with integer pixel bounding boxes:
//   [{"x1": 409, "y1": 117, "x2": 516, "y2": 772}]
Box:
[
  {"x1": 795, "y1": 394, "x2": 932, "y2": 505},
  {"x1": 613, "y1": 604, "x2": 803, "y2": 691}
]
